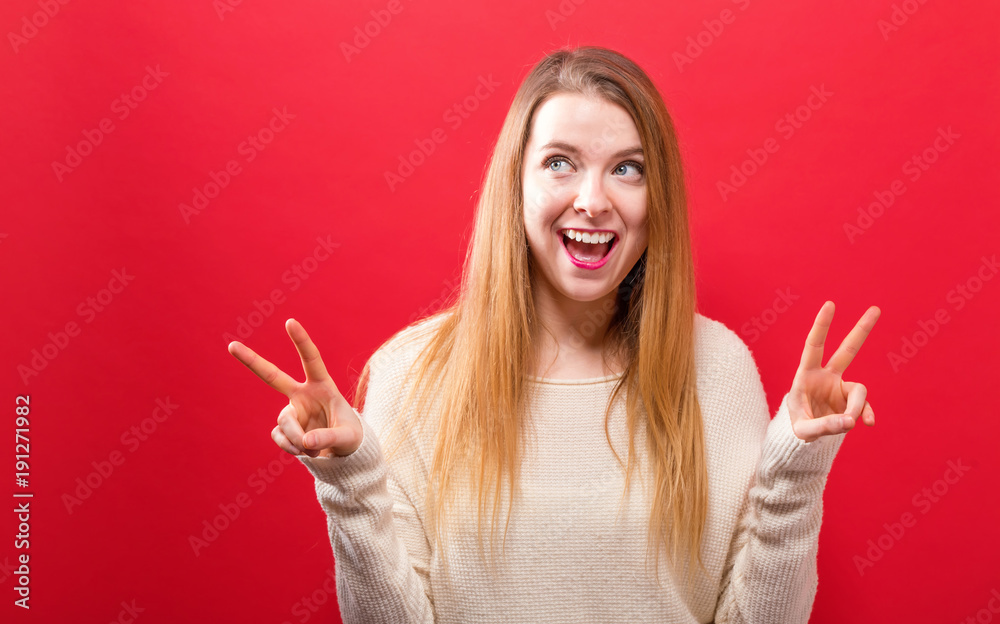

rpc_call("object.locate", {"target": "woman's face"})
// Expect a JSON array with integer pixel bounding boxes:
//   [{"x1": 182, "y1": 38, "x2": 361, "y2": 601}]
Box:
[{"x1": 522, "y1": 92, "x2": 648, "y2": 305}]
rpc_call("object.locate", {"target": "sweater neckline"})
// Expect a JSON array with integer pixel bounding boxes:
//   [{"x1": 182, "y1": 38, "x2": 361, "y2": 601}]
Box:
[{"x1": 527, "y1": 371, "x2": 624, "y2": 385}]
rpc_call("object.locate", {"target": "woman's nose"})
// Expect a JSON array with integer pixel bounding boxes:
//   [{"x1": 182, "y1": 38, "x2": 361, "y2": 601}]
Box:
[{"x1": 572, "y1": 171, "x2": 613, "y2": 217}]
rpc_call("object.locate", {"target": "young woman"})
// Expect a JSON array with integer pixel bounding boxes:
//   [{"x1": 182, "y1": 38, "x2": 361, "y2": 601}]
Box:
[{"x1": 229, "y1": 46, "x2": 880, "y2": 623}]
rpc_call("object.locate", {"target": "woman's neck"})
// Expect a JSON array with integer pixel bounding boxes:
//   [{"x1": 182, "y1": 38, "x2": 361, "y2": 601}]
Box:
[{"x1": 529, "y1": 282, "x2": 623, "y2": 380}]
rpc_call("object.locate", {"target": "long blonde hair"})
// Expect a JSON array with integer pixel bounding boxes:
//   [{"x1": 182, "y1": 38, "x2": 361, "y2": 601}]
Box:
[{"x1": 353, "y1": 45, "x2": 707, "y2": 585}]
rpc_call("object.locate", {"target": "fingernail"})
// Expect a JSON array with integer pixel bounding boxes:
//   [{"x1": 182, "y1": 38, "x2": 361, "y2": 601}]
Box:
[
  {"x1": 303, "y1": 433, "x2": 313, "y2": 448},
  {"x1": 842, "y1": 416, "x2": 853, "y2": 428}
]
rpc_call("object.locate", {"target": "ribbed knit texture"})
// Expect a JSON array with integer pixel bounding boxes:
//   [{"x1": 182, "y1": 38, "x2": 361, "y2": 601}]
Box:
[{"x1": 298, "y1": 313, "x2": 845, "y2": 623}]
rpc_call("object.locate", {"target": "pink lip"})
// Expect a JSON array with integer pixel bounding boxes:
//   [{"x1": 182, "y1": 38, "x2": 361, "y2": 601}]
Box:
[{"x1": 558, "y1": 229, "x2": 618, "y2": 270}]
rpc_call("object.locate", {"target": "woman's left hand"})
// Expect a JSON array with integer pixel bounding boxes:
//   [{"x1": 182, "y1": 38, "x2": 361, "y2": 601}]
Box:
[{"x1": 787, "y1": 301, "x2": 881, "y2": 443}]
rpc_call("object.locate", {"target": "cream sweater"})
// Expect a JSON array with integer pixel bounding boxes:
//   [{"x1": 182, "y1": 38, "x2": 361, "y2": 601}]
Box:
[{"x1": 298, "y1": 313, "x2": 845, "y2": 623}]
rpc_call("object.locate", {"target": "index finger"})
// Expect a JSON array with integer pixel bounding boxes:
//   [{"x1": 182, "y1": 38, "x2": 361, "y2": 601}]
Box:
[
  {"x1": 285, "y1": 318, "x2": 332, "y2": 383},
  {"x1": 825, "y1": 305, "x2": 881, "y2": 375},
  {"x1": 799, "y1": 300, "x2": 835, "y2": 371},
  {"x1": 228, "y1": 341, "x2": 298, "y2": 396}
]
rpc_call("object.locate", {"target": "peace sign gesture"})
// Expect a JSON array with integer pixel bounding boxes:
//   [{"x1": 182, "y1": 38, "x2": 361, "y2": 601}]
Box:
[
  {"x1": 227, "y1": 319, "x2": 363, "y2": 457},
  {"x1": 787, "y1": 301, "x2": 881, "y2": 443}
]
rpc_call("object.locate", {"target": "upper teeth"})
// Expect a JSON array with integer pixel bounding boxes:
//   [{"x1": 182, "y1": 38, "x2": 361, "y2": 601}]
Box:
[{"x1": 563, "y1": 229, "x2": 615, "y2": 244}]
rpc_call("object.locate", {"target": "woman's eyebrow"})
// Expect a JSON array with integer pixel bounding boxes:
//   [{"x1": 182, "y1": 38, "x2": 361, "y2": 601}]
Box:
[{"x1": 539, "y1": 140, "x2": 644, "y2": 159}]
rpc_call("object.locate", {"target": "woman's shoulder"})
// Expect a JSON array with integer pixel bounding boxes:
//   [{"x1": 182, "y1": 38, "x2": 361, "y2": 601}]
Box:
[
  {"x1": 360, "y1": 311, "x2": 454, "y2": 444},
  {"x1": 367, "y1": 310, "x2": 454, "y2": 386},
  {"x1": 692, "y1": 312, "x2": 769, "y2": 417},
  {"x1": 693, "y1": 313, "x2": 772, "y2": 466},
  {"x1": 693, "y1": 312, "x2": 758, "y2": 372}
]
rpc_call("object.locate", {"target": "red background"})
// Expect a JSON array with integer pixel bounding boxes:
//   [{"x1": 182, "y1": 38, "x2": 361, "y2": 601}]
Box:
[{"x1": 2, "y1": 0, "x2": 998, "y2": 621}]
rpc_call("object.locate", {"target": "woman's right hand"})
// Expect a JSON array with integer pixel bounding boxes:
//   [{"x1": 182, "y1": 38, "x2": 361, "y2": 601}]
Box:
[{"x1": 228, "y1": 318, "x2": 363, "y2": 458}]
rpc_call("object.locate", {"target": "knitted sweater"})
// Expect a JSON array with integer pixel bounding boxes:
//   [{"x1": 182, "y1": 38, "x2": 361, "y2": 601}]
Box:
[{"x1": 297, "y1": 313, "x2": 845, "y2": 623}]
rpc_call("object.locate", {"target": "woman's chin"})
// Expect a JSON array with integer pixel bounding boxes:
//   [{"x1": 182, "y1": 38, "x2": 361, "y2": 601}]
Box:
[{"x1": 553, "y1": 280, "x2": 618, "y2": 304}]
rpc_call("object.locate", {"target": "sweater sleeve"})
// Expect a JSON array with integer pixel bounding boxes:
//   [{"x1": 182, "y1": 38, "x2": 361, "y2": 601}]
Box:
[
  {"x1": 296, "y1": 409, "x2": 436, "y2": 624},
  {"x1": 712, "y1": 351, "x2": 846, "y2": 623}
]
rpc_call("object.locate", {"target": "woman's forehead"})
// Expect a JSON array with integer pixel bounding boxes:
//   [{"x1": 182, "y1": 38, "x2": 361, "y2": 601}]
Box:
[{"x1": 527, "y1": 93, "x2": 640, "y2": 156}]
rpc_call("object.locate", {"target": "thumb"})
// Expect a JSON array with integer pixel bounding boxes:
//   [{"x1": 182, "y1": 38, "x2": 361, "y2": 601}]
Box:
[
  {"x1": 841, "y1": 381, "x2": 868, "y2": 420},
  {"x1": 303, "y1": 425, "x2": 362, "y2": 456}
]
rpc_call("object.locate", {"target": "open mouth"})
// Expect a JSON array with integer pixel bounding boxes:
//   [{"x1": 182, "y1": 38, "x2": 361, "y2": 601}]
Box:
[{"x1": 559, "y1": 228, "x2": 617, "y2": 269}]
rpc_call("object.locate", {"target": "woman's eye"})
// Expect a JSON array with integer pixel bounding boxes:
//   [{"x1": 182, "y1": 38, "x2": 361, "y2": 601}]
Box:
[
  {"x1": 614, "y1": 161, "x2": 644, "y2": 177},
  {"x1": 544, "y1": 156, "x2": 570, "y2": 172}
]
